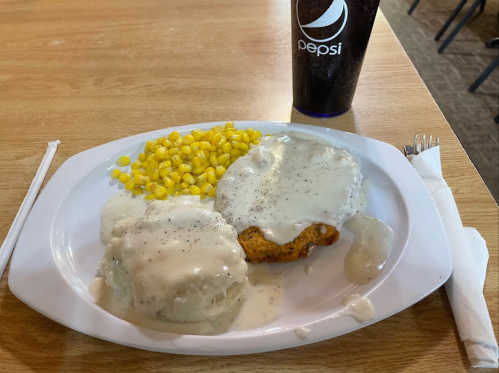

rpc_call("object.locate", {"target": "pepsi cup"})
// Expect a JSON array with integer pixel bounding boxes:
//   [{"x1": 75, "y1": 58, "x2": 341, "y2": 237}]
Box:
[{"x1": 292, "y1": 0, "x2": 380, "y2": 117}]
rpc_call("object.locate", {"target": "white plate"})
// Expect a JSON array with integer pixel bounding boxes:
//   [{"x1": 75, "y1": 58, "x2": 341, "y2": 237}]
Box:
[{"x1": 9, "y1": 121, "x2": 452, "y2": 355}]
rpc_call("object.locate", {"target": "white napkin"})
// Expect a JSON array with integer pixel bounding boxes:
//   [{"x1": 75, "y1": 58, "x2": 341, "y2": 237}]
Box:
[{"x1": 409, "y1": 146, "x2": 498, "y2": 369}]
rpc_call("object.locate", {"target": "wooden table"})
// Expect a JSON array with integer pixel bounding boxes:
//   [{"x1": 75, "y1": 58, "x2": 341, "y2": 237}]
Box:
[{"x1": 0, "y1": 0, "x2": 497, "y2": 372}]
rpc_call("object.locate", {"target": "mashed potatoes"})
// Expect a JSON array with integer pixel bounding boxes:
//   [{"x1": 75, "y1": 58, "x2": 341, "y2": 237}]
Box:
[{"x1": 99, "y1": 196, "x2": 248, "y2": 323}]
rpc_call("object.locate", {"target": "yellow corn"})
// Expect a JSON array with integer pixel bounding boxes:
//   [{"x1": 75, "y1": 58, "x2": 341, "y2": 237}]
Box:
[
  {"x1": 110, "y1": 169, "x2": 122, "y2": 180},
  {"x1": 209, "y1": 156, "x2": 219, "y2": 167},
  {"x1": 218, "y1": 154, "x2": 230, "y2": 164},
  {"x1": 132, "y1": 186, "x2": 144, "y2": 196},
  {"x1": 189, "y1": 185, "x2": 201, "y2": 195},
  {"x1": 119, "y1": 173, "x2": 131, "y2": 183},
  {"x1": 207, "y1": 170, "x2": 216, "y2": 184},
  {"x1": 154, "y1": 147, "x2": 167, "y2": 160},
  {"x1": 145, "y1": 193, "x2": 156, "y2": 200},
  {"x1": 178, "y1": 163, "x2": 192, "y2": 173},
  {"x1": 208, "y1": 186, "x2": 216, "y2": 198},
  {"x1": 182, "y1": 134, "x2": 195, "y2": 145},
  {"x1": 114, "y1": 122, "x2": 262, "y2": 199},
  {"x1": 172, "y1": 154, "x2": 182, "y2": 166},
  {"x1": 192, "y1": 157, "x2": 202, "y2": 168},
  {"x1": 215, "y1": 165, "x2": 226, "y2": 177},
  {"x1": 182, "y1": 173, "x2": 196, "y2": 185},
  {"x1": 168, "y1": 131, "x2": 180, "y2": 141},
  {"x1": 116, "y1": 156, "x2": 130, "y2": 167},
  {"x1": 124, "y1": 179, "x2": 135, "y2": 191},
  {"x1": 201, "y1": 183, "x2": 213, "y2": 194},
  {"x1": 192, "y1": 129, "x2": 204, "y2": 141}
]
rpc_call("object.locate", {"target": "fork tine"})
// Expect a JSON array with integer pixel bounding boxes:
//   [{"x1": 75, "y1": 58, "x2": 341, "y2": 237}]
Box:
[
  {"x1": 413, "y1": 134, "x2": 418, "y2": 155},
  {"x1": 428, "y1": 135, "x2": 433, "y2": 149},
  {"x1": 421, "y1": 134, "x2": 426, "y2": 152}
]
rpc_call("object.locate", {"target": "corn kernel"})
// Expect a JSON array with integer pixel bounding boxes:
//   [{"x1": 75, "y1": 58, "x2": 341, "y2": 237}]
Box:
[
  {"x1": 140, "y1": 161, "x2": 149, "y2": 169},
  {"x1": 218, "y1": 154, "x2": 230, "y2": 164},
  {"x1": 182, "y1": 134, "x2": 195, "y2": 145},
  {"x1": 161, "y1": 139, "x2": 172, "y2": 148},
  {"x1": 151, "y1": 184, "x2": 167, "y2": 198},
  {"x1": 145, "y1": 182, "x2": 154, "y2": 192},
  {"x1": 132, "y1": 186, "x2": 144, "y2": 196},
  {"x1": 249, "y1": 132, "x2": 259, "y2": 142},
  {"x1": 252, "y1": 140, "x2": 260, "y2": 145},
  {"x1": 178, "y1": 163, "x2": 192, "y2": 173},
  {"x1": 192, "y1": 157, "x2": 202, "y2": 168},
  {"x1": 240, "y1": 143, "x2": 249, "y2": 152},
  {"x1": 192, "y1": 129, "x2": 204, "y2": 141},
  {"x1": 146, "y1": 168, "x2": 160, "y2": 181},
  {"x1": 209, "y1": 156, "x2": 219, "y2": 167},
  {"x1": 133, "y1": 174, "x2": 148, "y2": 185},
  {"x1": 217, "y1": 148, "x2": 223, "y2": 156},
  {"x1": 199, "y1": 141, "x2": 210, "y2": 150},
  {"x1": 169, "y1": 171, "x2": 181, "y2": 183},
  {"x1": 189, "y1": 185, "x2": 201, "y2": 195},
  {"x1": 131, "y1": 169, "x2": 143, "y2": 177},
  {"x1": 116, "y1": 156, "x2": 130, "y2": 167},
  {"x1": 208, "y1": 186, "x2": 216, "y2": 198},
  {"x1": 180, "y1": 182, "x2": 189, "y2": 189},
  {"x1": 144, "y1": 141, "x2": 153, "y2": 153},
  {"x1": 181, "y1": 188, "x2": 190, "y2": 195},
  {"x1": 181, "y1": 145, "x2": 192, "y2": 155},
  {"x1": 190, "y1": 141, "x2": 199, "y2": 151},
  {"x1": 119, "y1": 173, "x2": 131, "y2": 183},
  {"x1": 110, "y1": 169, "x2": 122, "y2": 180},
  {"x1": 207, "y1": 171, "x2": 216, "y2": 184},
  {"x1": 159, "y1": 168, "x2": 169, "y2": 178},
  {"x1": 168, "y1": 148, "x2": 179, "y2": 156},
  {"x1": 168, "y1": 131, "x2": 180, "y2": 141},
  {"x1": 225, "y1": 121, "x2": 235, "y2": 129},
  {"x1": 192, "y1": 166, "x2": 206, "y2": 175},
  {"x1": 215, "y1": 165, "x2": 226, "y2": 177},
  {"x1": 182, "y1": 173, "x2": 196, "y2": 185},
  {"x1": 145, "y1": 193, "x2": 156, "y2": 200},
  {"x1": 211, "y1": 133, "x2": 222, "y2": 145},
  {"x1": 124, "y1": 179, "x2": 135, "y2": 190},
  {"x1": 161, "y1": 176, "x2": 174, "y2": 188},
  {"x1": 173, "y1": 138, "x2": 182, "y2": 147},
  {"x1": 231, "y1": 141, "x2": 241, "y2": 149},
  {"x1": 172, "y1": 155, "x2": 182, "y2": 166},
  {"x1": 230, "y1": 149, "x2": 241, "y2": 158},
  {"x1": 154, "y1": 147, "x2": 167, "y2": 160},
  {"x1": 201, "y1": 183, "x2": 213, "y2": 194},
  {"x1": 222, "y1": 142, "x2": 232, "y2": 154}
]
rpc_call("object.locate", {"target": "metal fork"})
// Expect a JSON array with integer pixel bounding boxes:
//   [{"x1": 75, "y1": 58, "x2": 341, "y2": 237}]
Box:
[{"x1": 404, "y1": 135, "x2": 439, "y2": 157}]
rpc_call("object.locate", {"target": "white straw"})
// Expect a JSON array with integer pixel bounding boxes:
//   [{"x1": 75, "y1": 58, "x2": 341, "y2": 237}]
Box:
[{"x1": 0, "y1": 140, "x2": 60, "y2": 281}]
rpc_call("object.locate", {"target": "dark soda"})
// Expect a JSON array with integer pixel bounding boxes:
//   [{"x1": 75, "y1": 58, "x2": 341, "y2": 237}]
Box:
[{"x1": 291, "y1": 0, "x2": 380, "y2": 117}]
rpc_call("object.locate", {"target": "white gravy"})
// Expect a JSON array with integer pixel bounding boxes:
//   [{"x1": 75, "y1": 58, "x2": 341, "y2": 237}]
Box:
[
  {"x1": 100, "y1": 191, "x2": 148, "y2": 245},
  {"x1": 95, "y1": 192, "x2": 283, "y2": 333},
  {"x1": 343, "y1": 213, "x2": 394, "y2": 285},
  {"x1": 90, "y1": 263, "x2": 283, "y2": 335},
  {"x1": 215, "y1": 135, "x2": 362, "y2": 245},
  {"x1": 342, "y1": 294, "x2": 375, "y2": 323}
]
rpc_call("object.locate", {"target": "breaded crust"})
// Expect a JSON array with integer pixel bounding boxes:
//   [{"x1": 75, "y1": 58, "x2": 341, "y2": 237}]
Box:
[{"x1": 238, "y1": 224, "x2": 339, "y2": 263}]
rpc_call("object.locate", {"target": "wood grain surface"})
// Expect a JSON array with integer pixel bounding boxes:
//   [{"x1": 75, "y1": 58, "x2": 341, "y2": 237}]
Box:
[{"x1": 0, "y1": 0, "x2": 497, "y2": 372}]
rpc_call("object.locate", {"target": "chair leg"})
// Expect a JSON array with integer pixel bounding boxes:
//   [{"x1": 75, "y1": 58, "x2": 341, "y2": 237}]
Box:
[
  {"x1": 435, "y1": 0, "x2": 469, "y2": 41},
  {"x1": 408, "y1": 0, "x2": 422, "y2": 15},
  {"x1": 479, "y1": 0, "x2": 486, "y2": 13},
  {"x1": 469, "y1": 54, "x2": 499, "y2": 92},
  {"x1": 438, "y1": 0, "x2": 483, "y2": 53}
]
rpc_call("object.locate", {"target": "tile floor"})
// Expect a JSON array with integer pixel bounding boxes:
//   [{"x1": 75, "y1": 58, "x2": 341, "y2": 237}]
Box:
[{"x1": 380, "y1": 0, "x2": 499, "y2": 202}]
